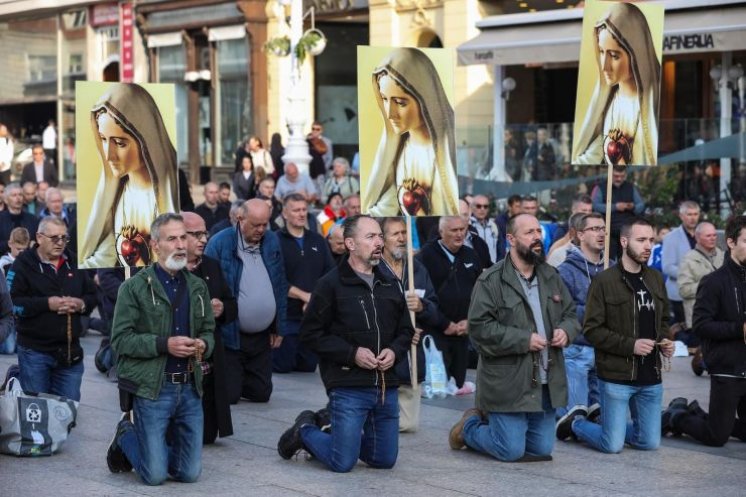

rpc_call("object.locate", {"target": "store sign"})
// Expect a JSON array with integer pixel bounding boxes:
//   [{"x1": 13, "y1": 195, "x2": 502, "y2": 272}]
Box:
[
  {"x1": 120, "y1": 2, "x2": 134, "y2": 82},
  {"x1": 663, "y1": 33, "x2": 715, "y2": 52},
  {"x1": 91, "y1": 3, "x2": 119, "y2": 27}
]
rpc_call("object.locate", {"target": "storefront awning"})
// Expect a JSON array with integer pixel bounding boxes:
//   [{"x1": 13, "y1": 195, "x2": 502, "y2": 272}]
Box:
[{"x1": 458, "y1": 0, "x2": 746, "y2": 66}]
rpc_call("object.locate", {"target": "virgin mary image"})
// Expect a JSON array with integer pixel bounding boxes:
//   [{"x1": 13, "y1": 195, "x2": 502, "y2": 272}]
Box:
[
  {"x1": 79, "y1": 83, "x2": 178, "y2": 269},
  {"x1": 362, "y1": 47, "x2": 459, "y2": 216},
  {"x1": 571, "y1": 2, "x2": 661, "y2": 167}
]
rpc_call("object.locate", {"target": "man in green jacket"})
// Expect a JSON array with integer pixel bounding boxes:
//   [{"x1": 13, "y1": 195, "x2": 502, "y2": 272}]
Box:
[
  {"x1": 556, "y1": 217, "x2": 674, "y2": 453},
  {"x1": 106, "y1": 213, "x2": 215, "y2": 485},
  {"x1": 449, "y1": 213, "x2": 579, "y2": 461}
]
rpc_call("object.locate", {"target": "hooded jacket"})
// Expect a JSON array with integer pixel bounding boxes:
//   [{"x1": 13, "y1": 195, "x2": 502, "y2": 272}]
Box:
[
  {"x1": 558, "y1": 245, "x2": 607, "y2": 346},
  {"x1": 8, "y1": 248, "x2": 97, "y2": 353}
]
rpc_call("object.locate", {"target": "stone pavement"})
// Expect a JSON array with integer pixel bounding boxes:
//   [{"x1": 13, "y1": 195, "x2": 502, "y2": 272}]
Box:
[{"x1": 0, "y1": 334, "x2": 744, "y2": 497}]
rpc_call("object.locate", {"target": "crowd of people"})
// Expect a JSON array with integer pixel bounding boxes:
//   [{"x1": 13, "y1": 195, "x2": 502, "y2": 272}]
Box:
[{"x1": 0, "y1": 137, "x2": 743, "y2": 485}]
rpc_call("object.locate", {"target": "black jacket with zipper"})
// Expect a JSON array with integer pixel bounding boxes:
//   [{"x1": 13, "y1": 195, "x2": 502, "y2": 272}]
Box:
[
  {"x1": 692, "y1": 255, "x2": 746, "y2": 377},
  {"x1": 583, "y1": 263, "x2": 669, "y2": 382},
  {"x1": 8, "y1": 248, "x2": 97, "y2": 353},
  {"x1": 299, "y1": 257, "x2": 415, "y2": 391}
]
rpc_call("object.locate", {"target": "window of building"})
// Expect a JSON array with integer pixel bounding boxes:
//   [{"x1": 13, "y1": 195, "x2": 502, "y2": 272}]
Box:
[
  {"x1": 216, "y1": 37, "x2": 250, "y2": 165},
  {"x1": 157, "y1": 45, "x2": 189, "y2": 165}
]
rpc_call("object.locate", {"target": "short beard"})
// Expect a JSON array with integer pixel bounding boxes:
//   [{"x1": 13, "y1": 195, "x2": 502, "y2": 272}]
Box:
[
  {"x1": 390, "y1": 246, "x2": 406, "y2": 261},
  {"x1": 625, "y1": 245, "x2": 649, "y2": 265},
  {"x1": 164, "y1": 253, "x2": 187, "y2": 271},
  {"x1": 516, "y1": 241, "x2": 545, "y2": 266},
  {"x1": 369, "y1": 258, "x2": 381, "y2": 266}
]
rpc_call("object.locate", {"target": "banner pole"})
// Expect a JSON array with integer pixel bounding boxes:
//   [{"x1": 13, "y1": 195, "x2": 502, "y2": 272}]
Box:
[
  {"x1": 405, "y1": 215, "x2": 417, "y2": 389},
  {"x1": 604, "y1": 163, "x2": 613, "y2": 269}
]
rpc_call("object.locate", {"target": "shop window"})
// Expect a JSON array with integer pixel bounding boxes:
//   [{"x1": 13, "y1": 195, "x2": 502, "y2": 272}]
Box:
[
  {"x1": 157, "y1": 45, "x2": 189, "y2": 165},
  {"x1": 216, "y1": 37, "x2": 250, "y2": 165},
  {"x1": 27, "y1": 54, "x2": 56, "y2": 83}
]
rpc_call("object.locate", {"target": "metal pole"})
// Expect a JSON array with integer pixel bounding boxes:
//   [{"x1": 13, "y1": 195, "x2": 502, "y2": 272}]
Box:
[{"x1": 719, "y1": 52, "x2": 733, "y2": 219}]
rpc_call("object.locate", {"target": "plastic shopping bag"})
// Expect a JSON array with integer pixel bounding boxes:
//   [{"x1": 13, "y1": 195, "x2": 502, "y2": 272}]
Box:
[{"x1": 421, "y1": 335, "x2": 448, "y2": 399}]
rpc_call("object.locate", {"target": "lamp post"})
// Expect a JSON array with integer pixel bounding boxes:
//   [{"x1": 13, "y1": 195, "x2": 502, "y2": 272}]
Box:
[
  {"x1": 489, "y1": 66, "x2": 516, "y2": 182},
  {"x1": 710, "y1": 55, "x2": 744, "y2": 218}
]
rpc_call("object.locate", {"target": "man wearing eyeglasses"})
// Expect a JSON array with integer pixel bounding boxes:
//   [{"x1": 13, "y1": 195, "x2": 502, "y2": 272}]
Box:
[
  {"x1": 7, "y1": 216, "x2": 96, "y2": 401},
  {"x1": 555, "y1": 213, "x2": 607, "y2": 431},
  {"x1": 469, "y1": 194, "x2": 502, "y2": 264},
  {"x1": 183, "y1": 212, "x2": 236, "y2": 444}
]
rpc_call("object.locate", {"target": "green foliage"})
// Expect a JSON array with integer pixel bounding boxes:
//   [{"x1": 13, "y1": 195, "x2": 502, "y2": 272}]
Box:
[
  {"x1": 264, "y1": 36, "x2": 290, "y2": 57},
  {"x1": 295, "y1": 31, "x2": 323, "y2": 63}
]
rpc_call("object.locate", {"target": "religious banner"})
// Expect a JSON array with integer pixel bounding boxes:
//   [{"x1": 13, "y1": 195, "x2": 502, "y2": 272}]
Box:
[
  {"x1": 358, "y1": 46, "x2": 459, "y2": 216},
  {"x1": 75, "y1": 81, "x2": 179, "y2": 269},
  {"x1": 571, "y1": 0, "x2": 664, "y2": 167}
]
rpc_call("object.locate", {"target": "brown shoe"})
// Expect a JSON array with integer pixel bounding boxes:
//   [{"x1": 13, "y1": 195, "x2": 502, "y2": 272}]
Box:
[{"x1": 449, "y1": 408, "x2": 484, "y2": 450}]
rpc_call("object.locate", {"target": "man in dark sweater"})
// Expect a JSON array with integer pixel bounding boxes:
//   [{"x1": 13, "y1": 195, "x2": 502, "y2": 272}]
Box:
[
  {"x1": 0, "y1": 183, "x2": 39, "y2": 255},
  {"x1": 195, "y1": 182, "x2": 229, "y2": 231},
  {"x1": 417, "y1": 215, "x2": 483, "y2": 389},
  {"x1": 556, "y1": 217, "x2": 674, "y2": 452},
  {"x1": 591, "y1": 166, "x2": 645, "y2": 259},
  {"x1": 661, "y1": 215, "x2": 746, "y2": 446},
  {"x1": 8, "y1": 216, "x2": 97, "y2": 401},
  {"x1": 274, "y1": 193, "x2": 334, "y2": 373}
]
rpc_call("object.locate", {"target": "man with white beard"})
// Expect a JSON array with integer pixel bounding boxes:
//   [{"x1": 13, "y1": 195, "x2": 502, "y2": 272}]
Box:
[{"x1": 108, "y1": 213, "x2": 216, "y2": 485}]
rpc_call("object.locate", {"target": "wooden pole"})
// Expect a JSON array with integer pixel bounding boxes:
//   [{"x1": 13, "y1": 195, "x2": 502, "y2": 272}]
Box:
[
  {"x1": 405, "y1": 215, "x2": 418, "y2": 389},
  {"x1": 603, "y1": 162, "x2": 613, "y2": 269}
]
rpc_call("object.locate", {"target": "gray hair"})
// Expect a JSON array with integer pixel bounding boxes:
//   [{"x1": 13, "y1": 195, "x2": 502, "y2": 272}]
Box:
[
  {"x1": 694, "y1": 221, "x2": 715, "y2": 237},
  {"x1": 45, "y1": 187, "x2": 63, "y2": 204},
  {"x1": 679, "y1": 200, "x2": 700, "y2": 215},
  {"x1": 438, "y1": 216, "x2": 464, "y2": 231},
  {"x1": 150, "y1": 213, "x2": 184, "y2": 242},
  {"x1": 342, "y1": 214, "x2": 373, "y2": 241},
  {"x1": 38, "y1": 215, "x2": 67, "y2": 234},
  {"x1": 4, "y1": 182, "x2": 21, "y2": 199},
  {"x1": 332, "y1": 157, "x2": 350, "y2": 171}
]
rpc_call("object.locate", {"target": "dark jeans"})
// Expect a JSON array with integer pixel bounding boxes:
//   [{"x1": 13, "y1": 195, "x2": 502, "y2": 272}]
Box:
[
  {"x1": 17, "y1": 345, "x2": 83, "y2": 401},
  {"x1": 300, "y1": 387, "x2": 399, "y2": 473},
  {"x1": 118, "y1": 382, "x2": 203, "y2": 486},
  {"x1": 272, "y1": 320, "x2": 318, "y2": 373},
  {"x1": 677, "y1": 376, "x2": 746, "y2": 446},
  {"x1": 224, "y1": 331, "x2": 272, "y2": 404},
  {"x1": 428, "y1": 331, "x2": 468, "y2": 388},
  {"x1": 670, "y1": 300, "x2": 685, "y2": 326}
]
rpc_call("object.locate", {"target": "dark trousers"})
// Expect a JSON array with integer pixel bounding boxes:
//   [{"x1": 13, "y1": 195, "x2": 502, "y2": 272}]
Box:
[
  {"x1": 670, "y1": 300, "x2": 685, "y2": 326},
  {"x1": 0, "y1": 170, "x2": 10, "y2": 186},
  {"x1": 202, "y1": 372, "x2": 219, "y2": 444},
  {"x1": 677, "y1": 376, "x2": 746, "y2": 446},
  {"x1": 224, "y1": 331, "x2": 272, "y2": 404},
  {"x1": 272, "y1": 320, "x2": 318, "y2": 373},
  {"x1": 428, "y1": 331, "x2": 469, "y2": 388}
]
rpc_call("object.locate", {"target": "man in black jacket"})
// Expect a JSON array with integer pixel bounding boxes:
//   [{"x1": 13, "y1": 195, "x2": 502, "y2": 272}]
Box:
[
  {"x1": 277, "y1": 215, "x2": 414, "y2": 472},
  {"x1": 0, "y1": 183, "x2": 39, "y2": 255},
  {"x1": 417, "y1": 215, "x2": 483, "y2": 390},
  {"x1": 273, "y1": 193, "x2": 334, "y2": 373},
  {"x1": 662, "y1": 215, "x2": 746, "y2": 446},
  {"x1": 183, "y1": 212, "x2": 236, "y2": 444},
  {"x1": 8, "y1": 216, "x2": 96, "y2": 401}
]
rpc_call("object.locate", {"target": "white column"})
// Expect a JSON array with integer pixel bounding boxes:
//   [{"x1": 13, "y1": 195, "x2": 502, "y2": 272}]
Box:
[
  {"x1": 719, "y1": 52, "x2": 733, "y2": 219},
  {"x1": 490, "y1": 64, "x2": 508, "y2": 182},
  {"x1": 281, "y1": 0, "x2": 311, "y2": 174}
]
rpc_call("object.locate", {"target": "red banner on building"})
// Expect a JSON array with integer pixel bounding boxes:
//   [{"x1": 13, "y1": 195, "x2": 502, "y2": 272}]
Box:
[{"x1": 120, "y1": 2, "x2": 134, "y2": 82}]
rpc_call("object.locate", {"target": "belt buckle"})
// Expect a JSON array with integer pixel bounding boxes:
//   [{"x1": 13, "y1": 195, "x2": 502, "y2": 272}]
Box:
[{"x1": 165, "y1": 371, "x2": 189, "y2": 384}]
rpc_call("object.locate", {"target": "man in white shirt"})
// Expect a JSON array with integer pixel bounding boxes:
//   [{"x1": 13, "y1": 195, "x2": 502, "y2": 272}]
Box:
[{"x1": 42, "y1": 120, "x2": 56, "y2": 165}]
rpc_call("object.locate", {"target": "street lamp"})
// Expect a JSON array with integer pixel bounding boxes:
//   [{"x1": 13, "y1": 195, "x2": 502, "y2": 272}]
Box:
[{"x1": 267, "y1": 0, "x2": 327, "y2": 176}]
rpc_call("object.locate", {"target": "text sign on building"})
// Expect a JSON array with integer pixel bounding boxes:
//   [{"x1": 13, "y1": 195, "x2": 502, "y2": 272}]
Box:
[
  {"x1": 91, "y1": 3, "x2": 119, "y2": 27},
  {"x1": 120, "y1": 2, "x2": 134, "y2": 82}
]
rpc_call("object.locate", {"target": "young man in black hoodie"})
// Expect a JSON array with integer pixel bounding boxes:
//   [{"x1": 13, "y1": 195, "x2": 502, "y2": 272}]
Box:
[
  {"x1": 8, "y1": 216, "x2": 96, "y2": 401},
  {"x1": 662, "y1": 215, "x2": 746, "y2": 446}
]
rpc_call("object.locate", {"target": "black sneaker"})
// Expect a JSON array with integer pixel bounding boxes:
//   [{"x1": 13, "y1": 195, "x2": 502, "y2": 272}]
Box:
[
  {"x1": 586, "y1": 403, "x2": 601, "y2": 424},
  {"x1": 668, "y1": 397, "x2": 688, "y2": 410},
  {"x1": 687, "y1": 399, "x2": 707, "y2": 418},
  {"x1": 278, "y1": 410, "x2": 317, "y2": 460},
  {"x1": 661, "y1": 406, "x2": 686, "y2": 437},
  {"x1": 556, "y1": 405, "x2": 587, "y2": 441},
  {"x1": 315, "y1": 407, "x2": 331, "y2": 433},
  {"x1": 107, "y1": 413, "x2": 133, "y2": 473}
]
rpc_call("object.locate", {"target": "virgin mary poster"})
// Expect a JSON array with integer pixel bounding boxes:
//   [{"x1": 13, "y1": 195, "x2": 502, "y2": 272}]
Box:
[
  {"x1": 358, "y1": 46, "x2": 459, "y2": 217},
  {"x1": 571, "y1": 0, "x2": 664, "y2": 167},
  {"x1": 75, "y1": 81, "x2": 179, "y2": 269}
]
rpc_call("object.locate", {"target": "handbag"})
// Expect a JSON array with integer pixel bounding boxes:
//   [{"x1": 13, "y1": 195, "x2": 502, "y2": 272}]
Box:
[
  {"x1": 0, "y1": 378, "x2": 79, "y2": 456},
  {"x1": 421, "y1": 335, "x2": 448, "y2": 399}
]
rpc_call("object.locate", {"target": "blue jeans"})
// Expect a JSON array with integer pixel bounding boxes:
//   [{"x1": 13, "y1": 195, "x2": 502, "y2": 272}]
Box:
[
  {"x1": 0, "y1": 327, "x2": 16, "y2": 354},
  {"x1": 118, "y1": 381, "x2": 204, "y2": 486},
  {"x1": 557, "y1": 345, "x2": 599, "y2": 417},
  {"x1": 462, "y1": 385, "x2": 555, "y2": 462},
  {"x1": 300, "y1": 387, "x2": 399, "y2": 473},
  {"x1": 17, "y1": 345, "x2": 83, "y2": 401},
  {"x1": 572, "y1": 380, "x2": 662, "y2": 453}
]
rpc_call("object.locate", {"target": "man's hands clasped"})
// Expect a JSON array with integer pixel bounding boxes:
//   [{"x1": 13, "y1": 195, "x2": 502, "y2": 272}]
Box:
[{"x1": 355, "y1": 347, "x2": 396, "y2": 371}]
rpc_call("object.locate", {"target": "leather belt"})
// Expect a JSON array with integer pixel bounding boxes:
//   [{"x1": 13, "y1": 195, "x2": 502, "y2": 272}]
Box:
[{"x1": 164, "y1": 371, "x2": 193, "y2": 384}]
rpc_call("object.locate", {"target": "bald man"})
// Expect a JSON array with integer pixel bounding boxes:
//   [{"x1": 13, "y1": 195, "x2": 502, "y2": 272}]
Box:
[
  {"x1": 183, "y1": 212, "x2": 236, "y2": 443},
  {"x1": 204, "y1": 199, "x2": 288, "y2": 404},
  {"x1": 195, "y1": 182, "x2": 230, "y2": 231}
]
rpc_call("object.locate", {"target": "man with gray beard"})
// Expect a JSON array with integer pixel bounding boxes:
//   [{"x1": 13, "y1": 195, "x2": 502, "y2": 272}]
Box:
[{"x1": 449, "y1": 213, "x2": 578, "y2": 462}]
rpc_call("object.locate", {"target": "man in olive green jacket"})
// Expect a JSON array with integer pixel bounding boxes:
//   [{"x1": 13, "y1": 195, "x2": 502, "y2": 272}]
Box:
[
  {"x1": 107, "y1": 213, "x2": 216, "y2": 485},
  {"x1": 557, "y1": 217, "x2": 674, "y2": 454},
  {"x1": 449, "y1": 214, "x2": 579, "y2": 461}
]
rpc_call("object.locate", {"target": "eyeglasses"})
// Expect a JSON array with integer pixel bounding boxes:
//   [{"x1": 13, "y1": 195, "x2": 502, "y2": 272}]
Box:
[
  {"x1": 474, "y1": 204, "x2": 489, "y2": 209},
  {"x1": 186, "y1": 231, "x2": 208, "y2": 240},
  {"x1": 38, "y1": 233, "x2": 70, "y2": 244},
  {"x1": 582, "y1": 226, "x2": 606, "y2": 233}
]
